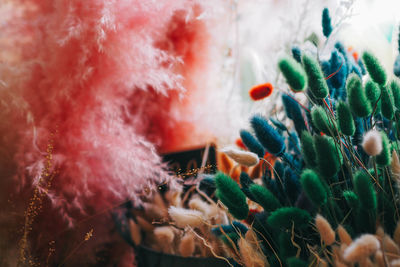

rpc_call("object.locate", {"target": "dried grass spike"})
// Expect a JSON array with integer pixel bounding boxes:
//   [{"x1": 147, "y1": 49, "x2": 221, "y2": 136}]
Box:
[
  {"x1": 337, "y1": 225, "x2": 352, "y2": 245},
  {"x1": 392, "y1": 150, "x2": 400, "y2": 181},
  {"x1": 220, "y1": 147, "x2": 260, "y2": 167},
  {"x1": 315, "y1": 214, "x2": 335, "y2": 245},
  {"x1": 168, "y1": 206, "x2": 204, "y2": 228},
  {"x1": 179, "y1": 232, "x2": 195, "y2": 257},
  {"x1": 343, "y1": 234, "x2": 380, "y2": 263},
  {"x1": 154, "y1": 226, "x2": 175, "y2": 254},
  {"x1": 238, "y1": 237, "x2": 266, "y2": 267}
]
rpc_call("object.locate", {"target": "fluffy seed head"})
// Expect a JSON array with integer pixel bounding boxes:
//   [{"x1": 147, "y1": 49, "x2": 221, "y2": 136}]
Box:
[
  {"x1": 221, "y1": 146, "x2": 259, "y2": 167},
  {"x1": 337, "y1": 225, "x2": 352, "y2": 245},
  {"x1": 249, "y1": 83, "x2": 273, "y2": 100},
  {"x1": 179, "y1": 232, "x2": 195, "y2": 257},
  {"x1": 343, "y1": 234, "x2": 380, "y2": 263},
  {"x1": 362, "y1": 130, "x2": 382, "y2": 156},
  {"x1": 315, "y1": 214, "x2": 336, "y2": 245},
  {"x1": 168, "y1": 206, "x2": 204, "y2": 228}
]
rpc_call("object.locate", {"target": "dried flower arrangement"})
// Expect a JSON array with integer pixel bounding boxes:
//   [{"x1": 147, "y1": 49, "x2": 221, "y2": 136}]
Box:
[{"x1": 208, "y1": 7, "x2": 400, "y2": 267}]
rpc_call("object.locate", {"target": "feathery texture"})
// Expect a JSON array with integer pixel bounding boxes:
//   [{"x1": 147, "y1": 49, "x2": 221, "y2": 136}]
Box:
[
  {"x1": 337, "y1": 225, "x2": 352, "y2": 245},
  {"x1": 376, "y1": 132, "x2": 391, "y2": 166},
  {"x1": 267, "y1": 207, "x2": 311, "y2": 230},
  {"x1": 346, "y1": 74, "x2": 372, "y2": 117},
  {"x1": 392, "y1": 150, "x2": 400, "y2": 181},
  {"x1": 343, "y1": 234, "x2": 380, "y2": 263},
  {"x1": 282, "y1": 95, "x2": 307, "y2": 134},
  {"x1": 249, "y1": 184, "x2": 281, "y2": 212},
  {"x1": 314, "y1": 135, "x2": 342, "y2": 178},
  {"x1": 322, "y1": 8, "x2": 333, "y2": 38},
  {"x1": 154, "y1": 226, "x2": 175, "y2": 253},
  {"x1": 179, "y1": 232, "x2": 195, "y2": 257},
  {"x1": 353, "y1": 171, "x2": 377, "y2": 211},
  {"x1": 336, "y1": 101, "x2": 355, "y2": 136},
  {"x1": 315, "y1": 214, "x2": 335, "y2": 245},
  {"x1": 240, "y1": 129, "x2": 265, "y2": 158},
  {"x1": 168, "y1": 206, "x2": 204, "y2": 228},
  {"x1": 365, "y1": 80, "x2": 381, "y2": 113},
  {"x1": 343, "y1": 191, "x2": 359, "y2": 210},
  {"x1": 292, "y1": 46, "x2": 302, "y2": 63},
  {"x1": 249, "y1": 83, "x2": 273, "y2": 100},
  {"x1": 0, "y1": 1, "x2": 223, "y2": 265},
  {"x1": 329, "y1": 49, "x2": 347, "y2": 90},
  {"x1": 221, "y1": 147, "x2": 259, "y2": 167},
  {"x1": 300, "y1": 169, "x2": 327, "y2": 206},
  {"x1": 302, "y1": 53, "x2": 329, "y2": 99},
  {"x1": 391, "y1": 79, "x2": 400, "y2": 109},
  {"x1": 362, "y1": 130, "x2": 383, "y2": 156},
  {"x1": 215, "y1": 172, "x2": 249, "y2": 220},
  {"x1": 381, "y1": 85, "x2": 395, "y2": 120},
  {"x1": 362, "y1": 51, "x2": 387, "y2": 86},
  {"x1": 300, "y1": 131, "x2": 317, "y2": 168},
  {"x1": 238, "y1": 237, "x2": 266, "y2": 267},
  {"x1": 251, "y1": 115, "x2": 286, "y2": 156},
  {"x1": 278, "y1": 57, "x2": 307, "y2": 92},
  {"x1": 311, "y1": 105, "x2": 336, "y2": 135}
]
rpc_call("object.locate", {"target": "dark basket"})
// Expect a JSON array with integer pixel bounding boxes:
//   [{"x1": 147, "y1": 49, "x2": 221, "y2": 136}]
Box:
[{"x1": 135, "y1": 245, "x2": 234, "y2": 267}]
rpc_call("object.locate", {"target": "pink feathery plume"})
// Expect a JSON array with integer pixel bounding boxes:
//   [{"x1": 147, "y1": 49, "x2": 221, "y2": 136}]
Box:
[{"x1": 0, "y1": 0, "x2": 218, "y2": 265}]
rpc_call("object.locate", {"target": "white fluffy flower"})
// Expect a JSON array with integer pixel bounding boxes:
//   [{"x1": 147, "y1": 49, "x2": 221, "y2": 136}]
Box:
[{"x1": 362, "y1": 130, "x2": 382, "y2": 156}]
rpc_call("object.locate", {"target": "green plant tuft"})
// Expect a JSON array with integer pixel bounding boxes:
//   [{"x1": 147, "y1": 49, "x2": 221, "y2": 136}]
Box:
[
  {"x1": 376, "y1": 131, "x2": 391, "y2": 166},
  {"x1": 302, "y1": 54, "x2": 329, "y2": 99},
  {"x1": 381, "y1": 85, "x2": 395, "y2": 120},
  {"x1": 249, "y1": 184, "x2": 281, "y2": 212},
  {"x1": 287, "y1": 257, "x2": 308, "y2": 267},
  {"x1": 300, "y1": 169, "x2": 327, "y2": 207},
  {"x1": 343, "y1": 190, "x2": 360, "y2": 210},
  {"x1": 346, "y1": 74, "x2": 372, "y2": 117},
  {"x1": 215, "y1": 172, "x2": 249, "y2": 220},
  {"x1": 267, "y1": 207, "x2": 311, "y2": 230},
  {"x1": 365, "y1": 79, "x2": 381, "y2": 114},
  {"x1": 353, "y1": 171, "x2": 377, "y2": 211},
  {"x1": 336, "y1": 101, "x2": 355, "y2": 136},
  {"x1": 391, "y1": 79, "x2": 400, "y2": 109},
  {"x1": 311, "y1": 106, "x2": 336, "y2": 135},
  {"x1": 362, "y1": 51, "x2": 387, "y2": 86},
  {"x1": 278, "y1": 57, "x2": 307, "y2": 92},
  {"x1": 300, "y1": 131, "x2": 317, "y2": 168},
  {"x1": 314, "y1": 135, "x2": 342, "y2": 178}
]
